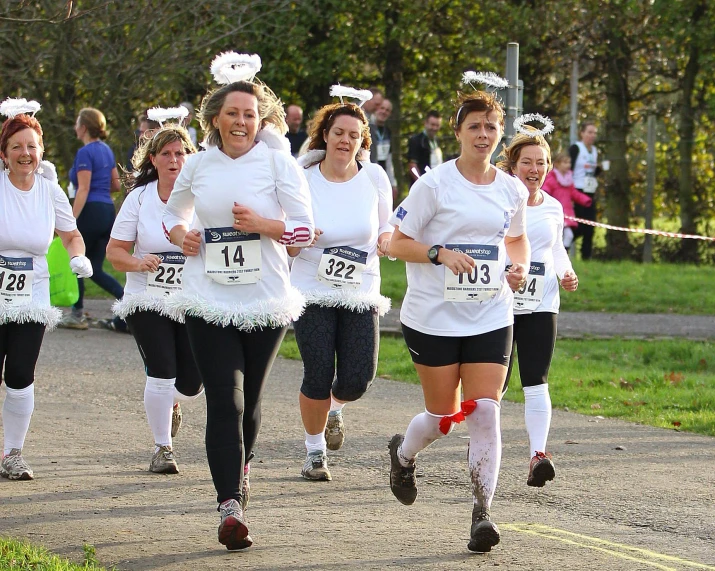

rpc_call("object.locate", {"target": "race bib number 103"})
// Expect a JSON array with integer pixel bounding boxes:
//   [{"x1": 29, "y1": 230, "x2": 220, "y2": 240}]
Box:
[{"x1": 443, "y1": 244, "x2": 499, "y2": 303}]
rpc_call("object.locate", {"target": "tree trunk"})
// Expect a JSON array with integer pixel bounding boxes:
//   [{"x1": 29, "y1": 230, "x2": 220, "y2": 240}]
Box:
[
  {"x1": 383, "y1": 3, "x2": 405, "y2": 200},
  {"x1": 676, "y1": 0, "x2": 706, "y2": 263},
  {"x1": 603, "y1": 23, "x2": 633, "y2": 259}
]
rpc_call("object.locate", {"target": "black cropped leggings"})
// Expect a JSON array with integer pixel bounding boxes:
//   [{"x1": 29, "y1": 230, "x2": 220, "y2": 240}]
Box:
[
  {"x1": 504, "y1": 311, "x2": 557, "y2": 393},
  {"x1": 184, "y1": 316, "x2": 286, "y2": 504},
  {"x1": 125, "y1": 311, "x2": 203, "y2": 397},
  {"x1": 0, "y1": 321, "x2": 46, "y2": 390},
  {"x1": 294, "y1": 304, "x2": 379, "y2": 402}
]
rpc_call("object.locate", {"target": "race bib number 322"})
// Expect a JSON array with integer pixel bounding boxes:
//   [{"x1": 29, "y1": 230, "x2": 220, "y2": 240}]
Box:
[
  {"x1": 0, "y1": 255, "x2": 33, "y2": 306},
  {"x1": 316, "y1": 246, "x2": 367, "y2": 289},
  {"x1": 443, "y1": 244, "x2": 499, "y2": 303},
  {"x1": 146, "y1": 252, "x2": 185, "y2": 297},
  {"x1": 204, "y1": 227, "x2": 262, "y2": 285}
]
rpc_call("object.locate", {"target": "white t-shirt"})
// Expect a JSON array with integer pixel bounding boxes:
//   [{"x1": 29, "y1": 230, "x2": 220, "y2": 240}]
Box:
[
  {"x1": 0, "y1": 172, "x2": 76, "y2": 328},
  {"x1": 572, "y1": 141, "x2": 598, "y2": 192},
  {"x1": 162, "y1": 143, "x2": 314, "y2": 330},
  {"x1": 291, "y1": 162, "x2": 393, "y2": 315},
  {"x1": 512, "y1": 192, "x2": 572, "y2": 315},
  {"x1": 110, "y1": 181, "x2": 186, "y2": 321},
  {"x1": 389, "y1": 160, "x2": 528, "y2": 336}
]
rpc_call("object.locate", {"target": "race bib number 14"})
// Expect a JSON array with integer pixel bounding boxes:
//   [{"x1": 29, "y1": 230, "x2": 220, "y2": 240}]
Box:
[
  {"x1": 443, "y1": 244, "x2": 499, "y2": 302},
  {"x1": 204, "y1": 227, "x2": 262, "y2": 285},
  {"x1": 0, "y1": 255, "x2": 33, "y2": 306}
]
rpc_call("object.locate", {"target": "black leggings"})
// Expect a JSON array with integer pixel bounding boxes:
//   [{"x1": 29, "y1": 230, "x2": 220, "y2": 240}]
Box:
[
  {"x1": 574, "y1": 196, "x2": 596, "y2": 260},
  {"x1": 184, "y1": 316, "x2": 286, "y2": 504},
  {"x1": 294, "y1": 304, "x2": 379, "y2": 402},
  {"x1": 125, "y1": 311, "x2": 203, "y2": 397},
  {"x1": 0, "y1": 321, "x2": 46, "y2": 390},
  {"x1": 74, "y1": 202, "x2": 124, "y2": 310},
  {"x1": 504, "y1": 312, "x2": 557, "y2": 393}
]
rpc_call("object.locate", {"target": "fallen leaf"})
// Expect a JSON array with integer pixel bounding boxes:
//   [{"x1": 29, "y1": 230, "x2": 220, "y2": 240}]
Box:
[
  {"x1": 591, "y1": 403, "x2": 601, "y2": 410},
  {"x1": 595, "y1": 415, "x2": 605, "y2": 419},
  {"x1": 698, "y1": 359, "x2": 707, "y2": 370},
  {"x1": 572, "y1": 354, "x2": 581, "y2": 361},
  {"x1": 620, "y1": 380, "x2": 634, "y2": 391},
  {"x1": 614, "y1": 445, "x2": 626, "y2": 451},
  {"x1": 672, "y1": 421, "x2": 681, "y2": 427},
  {"x1": 666, "y1": 371, "x2": 684, "y2": 385},
  {"x1": 565, "y1": 440, "x2": 579, "y2": 444}
]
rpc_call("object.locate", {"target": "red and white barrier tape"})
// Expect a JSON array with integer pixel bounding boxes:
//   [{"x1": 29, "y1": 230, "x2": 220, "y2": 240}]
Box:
[{"x1": 565, "y1": 216, "x2": 715, "y2": 242}]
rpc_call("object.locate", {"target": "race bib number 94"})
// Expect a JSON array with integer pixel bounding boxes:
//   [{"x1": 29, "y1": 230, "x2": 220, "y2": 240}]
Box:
[
  {"x1": 316, "y1": 246, "x2": 367, "y2": 289},
  {"x1": 0, "y1": 255, "x2": 33, "y2": 306},
  {"x1": 513, "y1": 261, "x2": 545, "y2": 311},
  {"x1": 204, "y1": 227, "x2": 262, "y2": 285},
  {"x1": 443, "y1": 244, "x2": 499, "y2": 302},
  {"x1": 146, "y1": 252, "x2": 185, "y2": 297}
]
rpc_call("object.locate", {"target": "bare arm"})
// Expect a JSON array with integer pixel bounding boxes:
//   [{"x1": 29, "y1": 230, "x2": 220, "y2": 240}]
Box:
[{"x1": 57, "y1": 228, "x2": 85, "y2": 258}]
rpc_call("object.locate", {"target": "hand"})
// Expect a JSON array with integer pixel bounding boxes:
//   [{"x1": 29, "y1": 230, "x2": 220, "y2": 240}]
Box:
[
  {"x1": 70, "y1": 255, "x2": 93, "y2": 278},
  {"x1": 309, "y1": 228, "x2": 323, "y2": 248},
  {"x1": 182, "y1": 230, "x2": 202, "y2": 257},
  {"x1": 439, "y1": 248, "x2": 476, "y2": 276},
  {"x1": 377, "y1": 232, "x2": 393, "y2": 258},
  {"x1": 137, "y1": 254, "x2": 162, "y2": 273},
  {"x1": 506, "y1": 262, "x2": 528, "y2": 292},
  {"x1": 232, "y1": 203, "x2": 264, "y2": 234},
  {"x1": 561, "y1": 270, "x2": 579, "y2": 292}
]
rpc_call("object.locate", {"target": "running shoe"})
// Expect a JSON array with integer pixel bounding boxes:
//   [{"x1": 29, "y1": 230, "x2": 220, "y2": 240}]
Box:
[
  {"x1": 58, "y1": 313, "x2": 88, "y2": 330},
  {"x1": 171, "y1": 403, "x2": 182, "y2": 438},
  {"x1": 468, "y1": 506, "x2": 500, "y2": 553},
  {"x1": 97, "y1": 317, "x2": 130, "y2": 333},
  {"x1": 0, "y1": 449, "x2": 34, "y2": 480},
  {"x1": 388, "y1": 434, "x2": 417, "y2": 505},
  {"x1": 301, "y1": 451, "x2": 332, "y2": 481},
  {"x1": 149, "y1": 445, "x2": 179, "y2": 474},
  {"x1": 241, "y1": 462, "x2": 250, "y2": 510},
  {"x1": 218, "y1": 499, "x2": 252, "y2": 550},
  {"x1": 325, "y1": 410, "x2": 345, "y2": 450},
  {"x1": 527, "y1": 451, "x2": 555, "y2": 487}
]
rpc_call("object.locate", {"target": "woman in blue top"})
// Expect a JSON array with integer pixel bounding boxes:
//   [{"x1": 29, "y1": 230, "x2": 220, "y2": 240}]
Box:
[{"x1": 60, "y1": 107, "x2": 126, "y2": 331}]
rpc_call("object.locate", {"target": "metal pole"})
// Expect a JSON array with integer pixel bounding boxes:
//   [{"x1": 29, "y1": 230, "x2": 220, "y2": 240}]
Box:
[
  {"x1": 570, "y1": 59, "x2": 579, "y2": 145},
  {"x1": 643, "y1": 115, "x2": 656, "y2": 263},
  {"x1": 505, "y1": 42, "x2": 519, "y2": 143}
]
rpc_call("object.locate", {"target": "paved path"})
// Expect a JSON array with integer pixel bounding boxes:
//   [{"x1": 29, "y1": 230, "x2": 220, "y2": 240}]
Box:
[
  {"x1": 0, "y1": 329, "x2": 713, "y2": 570},
  {"x1": 77, "y1": 299, "x2": 715, "y2": 339}
]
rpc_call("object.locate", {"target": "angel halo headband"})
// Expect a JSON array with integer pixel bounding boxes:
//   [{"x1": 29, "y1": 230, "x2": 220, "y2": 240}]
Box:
[
  {"x1": 456, "y1": 71, "x2": 509, "y2": 125},
  {"x1": 146, "y1": 106, "x2": 189, "y2": 127},
  {"x1": 211, "y1": 52, "x2": 262, "y2": 85},
  {"x1": 513, "y1": 113, "x2": 554, "y2": 137},
  {"x1": 329, "y1": 85, "x2": 373, "y2": 108},
  {"x1": 0, "y1": 97, "x2": 41, "y2": 119}
]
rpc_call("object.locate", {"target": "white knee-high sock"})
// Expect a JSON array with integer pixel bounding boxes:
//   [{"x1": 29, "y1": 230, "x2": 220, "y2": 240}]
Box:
[
  {"x1": 144, "y1": 377, "x2": 175, "y2": 447},
  {"x1": 398, "y1": 410, "x2": 453, "y2": 466},
  {"x1": 173, "y1": 386, "x2": 204, "y2": 404},
  {"x1": 3, "y1": 385, "x2": 35, "y2": 455},
  {"x1": 465, "y1": 398, "x2": 501, "y2": 511},
  {"x1": 523, "y1": 384, "x2": 552, "y2": 457}
]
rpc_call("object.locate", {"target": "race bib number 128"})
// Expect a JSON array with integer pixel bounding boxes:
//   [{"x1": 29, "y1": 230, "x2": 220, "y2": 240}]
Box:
[{"x1": 0, "y1": 255, "x2": 33, "y2": 306}]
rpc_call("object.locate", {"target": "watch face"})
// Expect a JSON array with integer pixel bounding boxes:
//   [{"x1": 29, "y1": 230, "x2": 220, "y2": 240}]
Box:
[{"x1": 428, "y1": 247, "x2": 438, "y2": 261}]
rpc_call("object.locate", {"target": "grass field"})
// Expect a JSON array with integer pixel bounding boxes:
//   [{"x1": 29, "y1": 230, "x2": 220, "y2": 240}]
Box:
[
  {"x1": 0, "y1": 539, "x2": 107, "y2": 570},
  {"x1": 279, "y1": 334, "x2": 715, "y2": 437},
  {"x1": 380, "y1": 257, "x2": 715, "y2": 314}
]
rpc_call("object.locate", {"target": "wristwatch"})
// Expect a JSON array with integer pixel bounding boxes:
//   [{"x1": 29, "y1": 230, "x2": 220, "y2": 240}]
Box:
[{"x1": 427, "y1": 245, "x2": 442, "y2": 265}]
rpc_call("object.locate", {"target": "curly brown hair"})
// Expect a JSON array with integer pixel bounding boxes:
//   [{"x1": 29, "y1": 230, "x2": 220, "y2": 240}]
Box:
[
  {"x1": 495, "y1": 127, "x2": 552, "y2": 175},
  {"x1": 306, "y1": 102, "x2": 371, "y2": 152}
]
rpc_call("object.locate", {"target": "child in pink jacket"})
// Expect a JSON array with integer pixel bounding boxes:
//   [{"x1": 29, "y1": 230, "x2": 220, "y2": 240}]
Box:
[{"x1": 542, "y1": 152, "x2": 592, "y2": 250}]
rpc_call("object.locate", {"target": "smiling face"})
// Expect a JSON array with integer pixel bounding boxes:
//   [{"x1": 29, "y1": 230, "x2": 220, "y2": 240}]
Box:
[
  {"x1": 2, "y1": 127, "x2": 43, "y2": 182},
  {"x1": 150, "y1": 140, "x2": 186, "y2": 186},
  {"x1": 514, "y1": 144, "x2": 549, "y2": 194},
  {"x1": 456, "y1": 110, "x2": 502, "y2": 162},
  {"x1": 324, "y1": 114, "x2": 363, "y2": 165},
  {"x1": 213, "y1": 90, "x2": 259, "y2": 159}
]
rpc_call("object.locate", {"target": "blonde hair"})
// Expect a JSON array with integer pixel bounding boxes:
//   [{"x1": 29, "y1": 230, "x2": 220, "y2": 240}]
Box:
[
  {"x1": 496, "y1": 128, "x2": 552, "y2": 174},
  {"x1": 198, "y1": 80, "x2": 286, "y2": 148},
  {"x1": 124, "y1": 125, "x2": 196, "y2": 191},
  {"x1": 77, "y1": 108, "x2": 108, "y2": 140}
]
